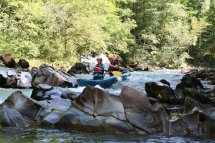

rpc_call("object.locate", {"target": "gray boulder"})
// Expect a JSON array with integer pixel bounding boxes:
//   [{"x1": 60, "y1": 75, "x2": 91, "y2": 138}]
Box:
[
  {"x1": 0, "y1": 86, "x2": 168, "y2": 134},
  {"x1": 32, "y1": 64, "x2": 78, "y2": 88},
  {"x1": 0, "y1": 54, "x2": 16, "y2": 68},
  {"x1": 0, "y1": 91, "x2": 45, "y2": 127},
  {"x1": 169, "y1": 97, "x2": 215, "y2": 135},
  {"x1": 120, "y1": 86, "x2": 169, "y2": 133},
  {"x1": 0, "y1": 67, "x2": 17, "y2": 88},
  {"x1": 145, "y1": 81, "x2": 178, "y2": 104}
]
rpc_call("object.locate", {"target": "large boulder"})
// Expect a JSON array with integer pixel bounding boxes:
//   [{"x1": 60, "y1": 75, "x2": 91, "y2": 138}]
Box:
[
  {"x1": 0, "y1": 90, "x2": 72, "y2": 128},
  {"x1": 0, "y1": 74, "x2": 7, "y2": 87},
  {"x1": 32, "y1": 64, "x2": 78, "y2": 88},
  {"x1": 74, "y1": 86, "x2": 126, "y2": 120},
  {"x1": 55, "y1": 86, "x2": 168, "y2": 134},
  {"x1": 17, "y1": 58, "x2": 30, "y2": 69},
  {"x1": 189, "y1": 68, "x2": 215, "y2": 84},
  {"x1": 169, "y1": 97, "x2": 215, "y2": 135},
  {"x1": 0, "y1": 54, "x2": 16, "y2": 68},
  {"x1": 67, "y1": 62, "x2": 89, "y2": 75},
  {"x1": 120, "y1": 86, "x2": 169, "y2": 133},
  {"x1": 145, "y1": 81, "x2": 178, "y2": 104},
  {"x1": 0, "y1": 86, "x2": 169, "y2": 134},
  {"x1": 0, "y1": 67, "x2": 32, "y2": 88},
  {"x1": 0, "y1": 91, "x2": 45, "y2": 127},
  {"x1": 0, "y1": 67, "x2": 17, "y2": 88},
  {"x1": 0, "y1": 102, "x2": 32, "y2": 127},
  {"x1": 55, "y1": 86, "x2": 134, "y2": 133},
  {"x1": 55, "y1": 107, "x2": 134, "y2": 133},
  {"x1": 175, "y1": 75, "x2": 211, "y2": 103},
  {"x1": 180, "y1": 74, "x2": 204, "y2": 89}
]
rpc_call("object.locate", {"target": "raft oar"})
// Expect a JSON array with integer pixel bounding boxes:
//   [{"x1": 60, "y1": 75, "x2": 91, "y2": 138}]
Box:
[{"x1": 111, "y1": 71, "x2": 122, "y2": 77}]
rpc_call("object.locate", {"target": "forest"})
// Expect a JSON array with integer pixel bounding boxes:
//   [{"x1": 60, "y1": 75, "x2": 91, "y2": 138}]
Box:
[{"x1": 0, "y1": 0, "x2": 214, "y2": 68}]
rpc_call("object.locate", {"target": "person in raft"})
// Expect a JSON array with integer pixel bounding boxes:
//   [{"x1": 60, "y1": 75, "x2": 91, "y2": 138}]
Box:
[
  {"x1": 108, "y1": 55, "x2": 120, "y2": 76},
  {"x1": 87, "y1": 56, "x2": 107, "y2": 80}
]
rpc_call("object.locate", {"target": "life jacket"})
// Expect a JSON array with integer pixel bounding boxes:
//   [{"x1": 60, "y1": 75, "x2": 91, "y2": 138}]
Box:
[
  {"x1": 94, "y1": 64, "x2": 104, "y2": 74},
  {"x1": 108, "y1": 60, "x2": 119, "y2": 71}
]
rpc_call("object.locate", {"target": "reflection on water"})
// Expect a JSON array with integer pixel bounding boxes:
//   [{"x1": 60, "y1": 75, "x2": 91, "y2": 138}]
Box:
[
  {"x1": 0, "y1": 127, "x2": 215, "y2": 143},
  {"x1": 0, "y1": 71, "x2": 214, "y2": 142}
]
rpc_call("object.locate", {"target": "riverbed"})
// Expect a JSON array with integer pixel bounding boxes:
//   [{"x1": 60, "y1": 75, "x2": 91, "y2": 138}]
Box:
[{"x1": 0, "y1": 71, "x2": 214, "y2": 142}]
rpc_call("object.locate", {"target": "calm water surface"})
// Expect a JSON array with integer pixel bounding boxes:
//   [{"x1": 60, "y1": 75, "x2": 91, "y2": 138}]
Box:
[{"x1": 0, "y1": 71, "x2": 214, "y2": 142}]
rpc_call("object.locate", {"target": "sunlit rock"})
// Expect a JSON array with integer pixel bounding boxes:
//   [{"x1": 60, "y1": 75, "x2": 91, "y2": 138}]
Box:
[
  {"x1": 73, "y1": 86, "x2": 126, "y2": 120},
  {"x1": 17, "y1": 72, "x2": 32, "y2": 88},
  {"x1": 0, "y1": 67, "x2": 17, "y2": 88},
  {"x1": 120, "y1": 86, "x2": 169, "y2": 133},
  {"x1": 55, "y1": 107, "x2": 134, "y2": 133},
  {"x1": 0, "y1": 91, "x2": 45, "y2": 127},
  {"x1": 31, "y1": 64, "x2": 78, "y2": 88},
  {"x1": 0, "y1": 86, "x2": 168, "y2": 134},
  {"x1": 0, "y1": 102, "x2": 31, "y2": 127},
  {"x1": 31, "y1": 84, "x2": 78, "y2": 101},
  {"x1": 0, "y1": 67, "x2": 32, "y2": 88},
  {"x1": 61, "y1": 85, "x2": 132, "y2": 132}
]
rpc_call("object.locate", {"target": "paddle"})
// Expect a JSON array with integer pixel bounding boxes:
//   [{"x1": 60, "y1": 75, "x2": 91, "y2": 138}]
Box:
[{"x1": 111, "y1": 71, "x2": 122, "y2": 77}]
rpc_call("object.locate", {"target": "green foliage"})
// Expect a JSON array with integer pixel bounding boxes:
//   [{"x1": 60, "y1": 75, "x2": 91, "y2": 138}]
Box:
[
  {"x1": 0, "y1": 0, "x2": 135, "y2": 65},
  {"x1": 188, "y1": 0, "x2": 215, "y2": 67},
  {"x1": 124, "y1": 0, "x2": 210, "y2": 68},
  {"x1": 0, "y1": 0, "x2": 214, "y2": 68}
]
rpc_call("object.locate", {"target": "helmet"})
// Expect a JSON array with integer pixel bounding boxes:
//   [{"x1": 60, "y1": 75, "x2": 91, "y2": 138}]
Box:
[
  {"x1": 96, "y1": 56, "x2": 102, "y2": 60},
  {"x1": 108, "y1": 54, "x2": 114, "y2": 60}
]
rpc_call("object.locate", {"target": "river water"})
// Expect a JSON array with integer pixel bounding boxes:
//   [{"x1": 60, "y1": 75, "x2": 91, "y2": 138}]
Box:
[{"x1": 0, "y1": 71, "x2": 214, "y2": 142}]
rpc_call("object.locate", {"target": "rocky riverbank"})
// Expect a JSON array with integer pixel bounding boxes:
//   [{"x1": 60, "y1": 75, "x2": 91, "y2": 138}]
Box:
[
  {"x1": 0, "y1": 64, "x2": 214, "y2": 136},
  {"x1": 0, "y1": 55, "x2": 215, "y2": 136}
]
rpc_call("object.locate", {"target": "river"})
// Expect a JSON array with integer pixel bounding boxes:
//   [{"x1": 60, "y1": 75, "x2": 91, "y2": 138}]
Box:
[{"x1": 0, "y1": 71, "x2": 214, "y2": 142}]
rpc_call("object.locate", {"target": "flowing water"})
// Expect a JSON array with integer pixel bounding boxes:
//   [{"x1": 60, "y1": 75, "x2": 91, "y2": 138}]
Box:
[{"x1": 0, "y1": 71, "x2": 214, "y2": 143}]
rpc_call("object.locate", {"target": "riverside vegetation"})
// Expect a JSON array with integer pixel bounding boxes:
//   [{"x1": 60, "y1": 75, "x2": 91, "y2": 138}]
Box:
[{"x1": 0, "y1": 0, "x2": 215, "y2": 68}]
